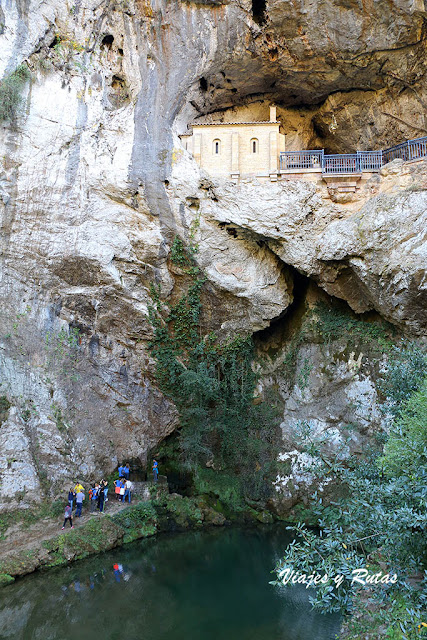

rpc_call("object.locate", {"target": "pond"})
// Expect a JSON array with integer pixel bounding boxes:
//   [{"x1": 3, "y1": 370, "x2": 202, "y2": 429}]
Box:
[{"x1": 0, "y1": 525, "x2": 341, "y2": 640}]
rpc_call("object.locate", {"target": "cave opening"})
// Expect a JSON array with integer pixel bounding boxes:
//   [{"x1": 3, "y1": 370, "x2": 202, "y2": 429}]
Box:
[
  {"x1": 252, "y1": 0, "x2": 267, "y2": 25},
  {"x1": 254, "y1": 267, "x2": 311, "y2": 354},
  {"x1": 199, "y1": 77, "x2": 208, "y2": 92},
  {"x1": 111, "y1": 74, "x2": 125, "y2": 89},
  {"x1": 150, "y1": 433, "x2": 194, "y2": 495},
  {"x1": 254, "y1": 265, "x2": 397, "y2": 360},
  {"x1": 119, "y1": 456, "x2": 148, "y2": 482},
  {"x1": 101, "y1": 34, "x2": 114, "y2": 49},
  {"x1": 49, "y1": 35, "x2": 60, "y2": 48}
]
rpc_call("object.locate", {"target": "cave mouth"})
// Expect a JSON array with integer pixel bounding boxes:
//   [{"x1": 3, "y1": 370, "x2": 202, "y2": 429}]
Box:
[
  {"x1": 150, "y1": 432, "x2": 194, "y2": 496},
  {"x1": 254, "y1": 268, "x2": 311, "y2": 355},
  {"x1": 49, "y1": 35, "x2": 60, "y2": 48},
  {"x1": 118, "y1": 457, "x2": 148, "y2": 482},
  {"x1": 252, "y1": 0, "x2": 267, "y2": 25},
  {"x1": 174, "y1": 0, "x2": 424, "y2": 154},
  {"x1": 101, "y1": 34, "x2": 114, "y2": 49},
  {"x1": 253, "y1": 267, "x2": 397, "y2": 360}
]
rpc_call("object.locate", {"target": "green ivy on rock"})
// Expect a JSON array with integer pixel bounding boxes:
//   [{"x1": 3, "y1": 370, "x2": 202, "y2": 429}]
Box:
[{"x1": 148, "y1": 236, "x2": 280, "y2": 507}]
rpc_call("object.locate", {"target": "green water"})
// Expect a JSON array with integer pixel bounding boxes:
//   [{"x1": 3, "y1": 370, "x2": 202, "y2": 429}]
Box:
[{"x1": 0, "y1": 526, "x2": 340, "y2": 640}]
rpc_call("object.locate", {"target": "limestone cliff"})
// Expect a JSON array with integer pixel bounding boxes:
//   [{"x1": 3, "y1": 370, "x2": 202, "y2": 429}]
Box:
[{"x1": 0, "y1": 0, "x2": 425, "y2": 511}]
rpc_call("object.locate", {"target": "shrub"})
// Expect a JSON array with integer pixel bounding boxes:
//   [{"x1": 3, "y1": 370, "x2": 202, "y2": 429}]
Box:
[
  {"x1": 0, "y1": 573, "x2": 14, "y2": 587},
  {"x1": 112, "y1": 501, "x2": 157, "y2": 543},
  {"x1": 148, "y1": 236, "x2": 280, "y2": 506},
  {"x1": 379, "y1": 378, "x2": 427, "y2": 478},
  {"x1": 0, "y1": 396, "x2": 11, "y2": 425},
  {"x1": 272, "y1": 347, "x2": 427, "y2": 636},
  {"x1": 0, "y1": 65, "x2": 30, "y2": 122},
  {"x1": 379, "y1": 343, "x2": 427, "y2": 414},
  {"x1": 194, "y1": 468, "x2": 244, "y2": 513}
]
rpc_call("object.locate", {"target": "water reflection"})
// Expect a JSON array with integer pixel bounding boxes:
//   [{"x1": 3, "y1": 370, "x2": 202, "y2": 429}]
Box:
[{"x1": 0, "y1": 526, "x2": 340, "y2": 640}]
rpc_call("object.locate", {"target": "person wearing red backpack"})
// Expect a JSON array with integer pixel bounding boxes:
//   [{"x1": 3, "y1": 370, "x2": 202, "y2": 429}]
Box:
[{"x1": 114, "y1": 478, "x2": 121, "y2": 500}]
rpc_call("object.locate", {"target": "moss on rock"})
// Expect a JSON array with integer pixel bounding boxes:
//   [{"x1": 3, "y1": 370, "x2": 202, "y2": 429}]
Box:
[
  {"x1": 41, "y1": 517, "x2": 124, "y2": 568},
  {"x1": 0, "y1": 549, "x2": 39, "y2": 578},
  {"x1": 112, "y1": 501, "x2": 158, "y2": 543},
  {"x1": 0, "y1": 573, "x2": 15, "y2": 587}
]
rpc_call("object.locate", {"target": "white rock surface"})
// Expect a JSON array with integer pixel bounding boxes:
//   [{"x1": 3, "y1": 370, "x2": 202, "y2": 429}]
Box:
[{"x1": 0, "y1": 0, "x2": 425, "y2": 512}]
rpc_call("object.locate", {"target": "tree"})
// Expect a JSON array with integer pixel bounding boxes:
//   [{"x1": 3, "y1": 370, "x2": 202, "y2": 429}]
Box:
[{"x1": 273, "y1": 347, "x2": 427, "y2": 638}]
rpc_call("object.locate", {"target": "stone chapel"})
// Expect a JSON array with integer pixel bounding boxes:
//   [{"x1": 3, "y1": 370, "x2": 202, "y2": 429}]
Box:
[{"x1": 180, "y1": 105, "x2": 286, "y2": 181}]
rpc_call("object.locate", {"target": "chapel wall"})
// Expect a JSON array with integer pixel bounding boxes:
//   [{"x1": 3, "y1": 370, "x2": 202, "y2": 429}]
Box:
[{"x1": 190, "y1": 123, "x2": 284, "y2": 177}]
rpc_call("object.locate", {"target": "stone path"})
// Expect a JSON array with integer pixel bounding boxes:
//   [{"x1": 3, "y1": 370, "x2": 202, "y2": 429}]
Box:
[
  {"x1": 0, "y1": 477, "x2": 169, "y2": 559},
  {"x1": 0, "y1": 498, "x2": 129, "y2": 557}
]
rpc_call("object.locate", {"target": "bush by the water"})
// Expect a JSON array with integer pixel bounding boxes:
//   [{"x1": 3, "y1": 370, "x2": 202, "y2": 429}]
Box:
[
  {"x1": 112, "y1": 501, "x2": 157, "y2": 543},
  {"x1": 273, "y1": 346, "x2": 427, "y2": 639}
]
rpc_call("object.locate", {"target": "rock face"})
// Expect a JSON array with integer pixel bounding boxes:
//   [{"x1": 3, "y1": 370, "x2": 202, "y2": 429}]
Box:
[
  {"x1": 0, "y1": 0, "x2": 426, "y2": 512},
  {"x1": 256, "y1": 293, "x2": 390, "y2": 513},
  {"x1": 171, "y1": 154, "x2": 427, "y2": 331}
]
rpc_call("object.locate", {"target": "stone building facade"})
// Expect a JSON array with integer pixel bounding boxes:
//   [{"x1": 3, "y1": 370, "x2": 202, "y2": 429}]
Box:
[{"x1": 180, "y1": 106, "x2": 286, "y2": 181}]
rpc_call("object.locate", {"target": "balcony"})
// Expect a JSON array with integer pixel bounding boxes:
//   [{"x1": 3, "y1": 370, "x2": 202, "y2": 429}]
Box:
[{"x1": 279, "y1": 136, "x2": 427, "y2": 176}]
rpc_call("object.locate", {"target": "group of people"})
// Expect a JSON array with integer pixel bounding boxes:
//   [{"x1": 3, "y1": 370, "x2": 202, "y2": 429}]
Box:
[
  {"x1": 89, "y1": 479, "x2": 109, "y2": 513},
  {"x1": 61, "y1": 460, "x2": 160, "y2": 529},
  {"x1": 114, "y1": 462, "x2": 133, "y2": 503},
  {"x1": 62, "y1": 479, "x2": 109, "y2": 529},
  {"x1": 63, "y1": 482, "x2": 83, "y2": 529}
]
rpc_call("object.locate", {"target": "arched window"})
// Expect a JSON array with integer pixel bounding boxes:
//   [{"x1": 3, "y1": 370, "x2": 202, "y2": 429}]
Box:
[
  {"x1": 251, "y1": 138, "x2": 259, "y2": 153},
  {"x1": 213, "y1": 139, "x2": 221, "y2": 155}
]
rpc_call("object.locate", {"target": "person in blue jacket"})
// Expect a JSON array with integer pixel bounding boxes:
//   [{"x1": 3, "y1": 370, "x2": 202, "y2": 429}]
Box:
[
  {"x1": 90, "y1": 484, "x2": 98, "y2": 512},
  {"x1": 114, "y1": 478, "x2": 121, "y2": 501},
  {"x1": 152, "y1": 460, "x2": 158, "y2": 483},
  {"x1": 68, "y1": 488, "x2": 75, "y2": 510}
]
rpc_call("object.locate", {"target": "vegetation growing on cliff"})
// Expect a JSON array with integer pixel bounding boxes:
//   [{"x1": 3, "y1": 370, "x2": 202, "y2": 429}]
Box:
[
  {"x1": 148, "y1": 236, "x2": 280, "y2": 509},
  {"x1": 0, "y1": 396, "x2": 11, "y2": 425},
  {"x1": 275, "y1": 299, "x2": 396, "y2": 388},
  {"x1": 0, "y1": 65, "x2": 30, "y2": 122},
  {"x1": 273, "y1": 345, "x2": 427, "y2": 639}
]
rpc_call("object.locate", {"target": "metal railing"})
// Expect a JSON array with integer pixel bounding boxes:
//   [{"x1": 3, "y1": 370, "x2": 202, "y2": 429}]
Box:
[
  {"x1": 358, "y1": 150, "x2": 383, "y2": 171},
  {"x1": 279, "y1": 136, "x2": 427, "y2": 175},
  {"x1": 383, "y1": 137, "x2": 427, "y2": 164},
  {"x1": 323, "y1": 154, "x2": 360, "y2": 174},
  {"x1": 279, "y1": 150, "x2": 324, "y2": 171}
]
